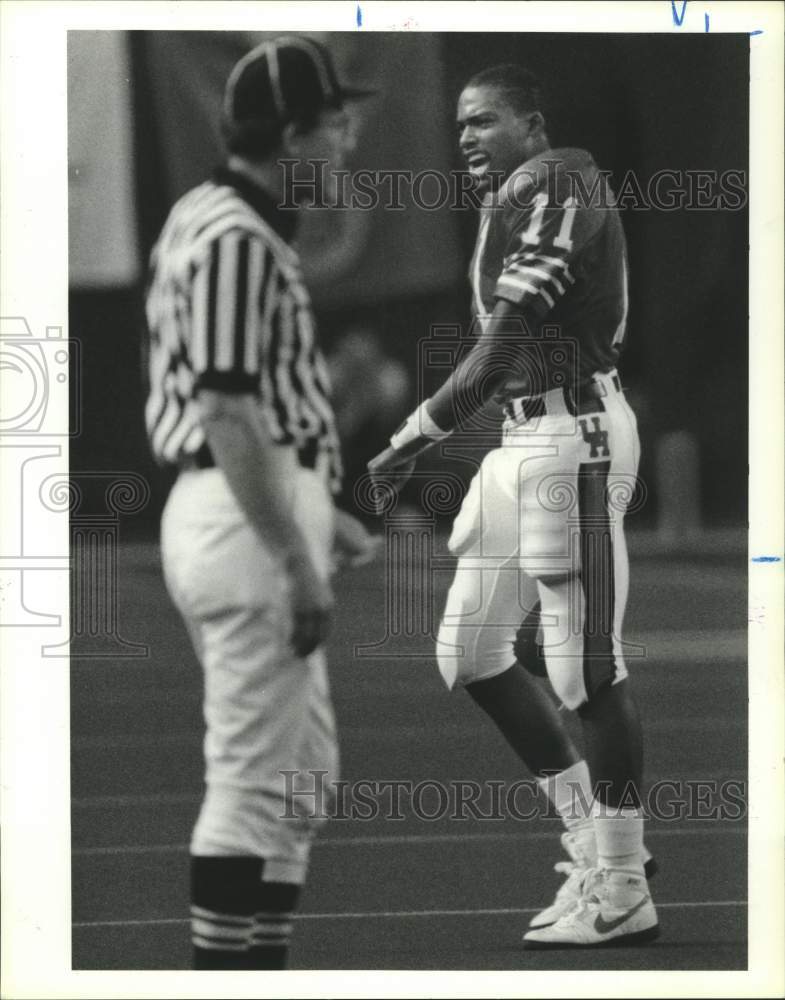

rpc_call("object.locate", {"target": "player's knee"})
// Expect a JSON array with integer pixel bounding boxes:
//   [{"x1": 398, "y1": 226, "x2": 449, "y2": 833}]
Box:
[
  {"x1": 436, "y1": 620, "x2": 466, "y2": 689},
  {"x1": 437, "y1": 619, "x2": 515, "y2": 689},
  {"x1": 545, "y1": 661, "x2": 588, "y2": 711},
  {"x1": 522, "y1": 563, "x2": 577, "y2": 585},
  {"x1": 576, "y1": 669, "x2": 630, "y2": 718},
  {"x1": 545, "y1": 656, "x2": 627, "y2": 713},
  {"x1": 513, "y1": 600, "x2": 547, "y2": 678}
]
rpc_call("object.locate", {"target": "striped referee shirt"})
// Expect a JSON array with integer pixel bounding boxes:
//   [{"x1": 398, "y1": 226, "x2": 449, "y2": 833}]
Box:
[{"x1": 145, "y1": 165, "x2": 342, "y2": 493}]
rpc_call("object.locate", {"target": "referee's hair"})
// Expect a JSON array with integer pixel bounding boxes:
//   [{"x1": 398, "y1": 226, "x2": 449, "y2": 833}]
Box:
[
  {"x1": 221, "y1": 116, "x2": 283, "y2": 159},
  {"x1": 221, "y1": 111, "x2": 321, "y2": 160},
  {"x1": 465, "y1": 64, "x2": 544, "y2": 116}
]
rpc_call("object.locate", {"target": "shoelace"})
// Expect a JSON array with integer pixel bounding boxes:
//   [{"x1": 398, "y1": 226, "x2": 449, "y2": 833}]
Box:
[
  {"x1": 549, "y1": 834, "x2": 595, "y2": 903},
  {"x1": 551, "y1": 861, "x2": 583, "y2": 903},
  {"x1": 559, "y1": 867, "x2": 608, "y2": 924},
  {"x1": 552, "y1": 832, "x2": 591, "y2": 878},
  {"x1": 581, "y1": 866, "x2": 609, "y2": 893}
]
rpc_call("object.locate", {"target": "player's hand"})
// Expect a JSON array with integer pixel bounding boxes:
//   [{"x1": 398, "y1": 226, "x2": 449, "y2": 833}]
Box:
[
  {"x1": 286, "y1": 553, "x2": 334, "y2": 657},
  {"x1": 367, "y1": 447, "x2": 417, "y2": 513},
  {"x1": 368, "y1": 437, "x2": 427, "y2": 473},
  {"x1": 333, "y1": 509, "x2": 382, "y2": 568},
  {"x1": 367, "y1": 445, "x2": 417, "y2": 486}
]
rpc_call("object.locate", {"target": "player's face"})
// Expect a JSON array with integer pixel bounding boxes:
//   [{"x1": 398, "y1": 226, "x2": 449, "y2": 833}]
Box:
[{"x1": 457, "y1": 85, "x2": 538, "y2": 192}]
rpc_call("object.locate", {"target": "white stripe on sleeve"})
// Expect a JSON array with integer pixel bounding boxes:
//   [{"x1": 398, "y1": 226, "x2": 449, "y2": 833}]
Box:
[{"x1": 214, "y1": 232, "x2": 240, "y2": 371}]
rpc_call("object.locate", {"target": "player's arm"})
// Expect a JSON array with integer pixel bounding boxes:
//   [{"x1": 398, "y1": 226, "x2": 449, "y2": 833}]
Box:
[
  {"x1": 367, "y1": 297, "x2": 534, "y2": 475},
  {"x1": 197, "y1": 389, "x2": 332, "y2": 657},
  {"x1": 369, "y1": 182, "x2": 598, "y2": 478}
]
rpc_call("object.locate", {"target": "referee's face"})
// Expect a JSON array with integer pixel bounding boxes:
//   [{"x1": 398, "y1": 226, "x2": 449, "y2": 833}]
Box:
[
  {"x1": 294, "y1": 107, "x2": 356, "y2": 168},
  {"x1": 283, "y1": 106, "x2": 357, "y2": 205},
  {"x1": 457, "y1": 85, "x2": 539, "y2": 193}
]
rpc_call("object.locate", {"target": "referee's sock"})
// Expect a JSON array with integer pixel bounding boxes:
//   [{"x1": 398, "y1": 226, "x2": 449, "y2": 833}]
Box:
[{"x1": 190, "y1": 856, "x2": 300, "y2": 969}]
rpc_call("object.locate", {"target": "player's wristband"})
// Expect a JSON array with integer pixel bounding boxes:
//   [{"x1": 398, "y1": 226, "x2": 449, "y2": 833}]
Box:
[{"x1": 390, "y1": 400, "x2": 452, "y2": 451}]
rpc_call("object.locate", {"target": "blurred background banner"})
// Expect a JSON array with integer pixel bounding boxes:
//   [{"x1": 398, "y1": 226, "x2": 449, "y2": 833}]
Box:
[
  {"x1": 67, "y1": 30, "x2": 748, "y2": 533},
  {"x1": 68, "y1": 32, "x2": 139, "y2": 289},
  {"x1": 130, "y1": 30, "x2": 465, "y2": 305}
]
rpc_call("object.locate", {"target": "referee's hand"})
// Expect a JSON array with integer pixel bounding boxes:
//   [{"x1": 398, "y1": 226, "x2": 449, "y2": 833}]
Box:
[{"x1": 287, "y1": 555, "x2": 334, "y2": 658}]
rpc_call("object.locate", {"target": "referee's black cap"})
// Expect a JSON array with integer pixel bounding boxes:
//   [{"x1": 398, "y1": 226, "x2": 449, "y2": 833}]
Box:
[{"x1": 223, "y1": 35, "x2": 375, "y2": 137}]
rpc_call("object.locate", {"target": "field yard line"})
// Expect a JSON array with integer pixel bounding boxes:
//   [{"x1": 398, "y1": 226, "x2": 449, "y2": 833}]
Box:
[
  {"x1": 73, "y1": 899, "x2": 747, "y2": 930},
  {"x1": 71, "y1": 714, "x2": 746, "y2": 750},
  {"x1": 71, "y1": 776, "x2": 746, "y2": 808},
  {"x1": 73, "y1": 792, "x2": 202, "y2": 807},
  {"x1": 70, "y1": 628, "x2": 747, "y2": 682},
  {"x1": 72, "y1": 824, "x2": 746, "y2": 857}
]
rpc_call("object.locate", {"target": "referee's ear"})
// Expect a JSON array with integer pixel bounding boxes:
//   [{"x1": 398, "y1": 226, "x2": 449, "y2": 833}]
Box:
[
  {"x1": 281, "y1": 118, "x2": 317, "y2": 157},
  {"x1": 281, "y1": 121, "x2": 300, "y2": 157}
]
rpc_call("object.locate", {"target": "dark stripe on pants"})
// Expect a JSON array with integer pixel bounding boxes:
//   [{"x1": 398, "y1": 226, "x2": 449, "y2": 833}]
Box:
[{"x1": 578, "y1": 461, "x2": 616, "y2": 700}]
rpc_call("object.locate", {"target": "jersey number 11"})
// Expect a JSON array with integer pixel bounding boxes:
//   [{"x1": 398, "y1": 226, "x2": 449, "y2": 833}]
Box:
[{"x1": 521, "y1": 193, "x2": 578, "y2": 252}]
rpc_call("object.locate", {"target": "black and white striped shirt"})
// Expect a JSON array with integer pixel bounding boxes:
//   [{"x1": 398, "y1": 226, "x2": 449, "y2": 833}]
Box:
[{"x1": 145, "y1": 165, "x2": 342, "y2": 493}]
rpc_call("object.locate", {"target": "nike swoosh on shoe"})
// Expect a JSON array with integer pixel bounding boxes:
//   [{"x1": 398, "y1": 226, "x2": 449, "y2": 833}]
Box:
[{"x1": 593, "y1": 896, "x2": 649, "y2": 934}]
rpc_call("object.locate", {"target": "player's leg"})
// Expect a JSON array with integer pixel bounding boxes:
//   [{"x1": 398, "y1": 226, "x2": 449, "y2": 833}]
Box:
[
  {"x1": 577, "y1": 504, "x2": 648, "y2": 877},
  {"x1": 523, "y1": 590, "x2": 657, "y2": 943},
  {"x1": 437, "y1": 449, "x2": 599, "y2": 923},
  {"x1": 523, "y1": 400, "x2": 657, "y2": 947},
  {"x1": 466, "y1": 661, "x2": 580, "y2": 777},
  {"x1": 438, "y1": 552, "x2": 601, "y2": 927},
  {"x1": 438, "y1": 453, "x2": 580, "y2": 774},
  {"x1": 577, "y1": 408, "x2": 650, "y2": 889}
]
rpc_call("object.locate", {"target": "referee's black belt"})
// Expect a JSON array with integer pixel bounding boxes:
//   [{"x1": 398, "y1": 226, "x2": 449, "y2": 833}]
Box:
[
  {"x1": 183, "y1": 438, "x2": 321, "y2": 472},
  {"x1": 503, "y1": 371, "x2": 622, "y2": 423}
]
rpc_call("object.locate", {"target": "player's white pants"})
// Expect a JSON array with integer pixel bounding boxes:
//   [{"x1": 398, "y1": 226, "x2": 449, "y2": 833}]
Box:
[
  {"x1": 437, "y1": 373, "x2": 640, "y2": 710},
  {"x1": 161, "y1": 466, "x2": 337, "y2": 885}
]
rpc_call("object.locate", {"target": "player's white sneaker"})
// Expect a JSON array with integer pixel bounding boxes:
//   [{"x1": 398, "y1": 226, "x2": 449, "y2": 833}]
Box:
[
  {"x1": 523, "y1": 867, "x2": 659, "y2": 949},
  {"x1": 528, "y1": 834, "x2": 659, "y2": 930},
  {"x1": 528, "y1": 831, "x2": 594, "y2": 929}
]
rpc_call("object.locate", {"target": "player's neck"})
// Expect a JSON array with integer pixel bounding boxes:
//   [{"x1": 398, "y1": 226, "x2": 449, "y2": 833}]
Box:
[{"x1": 523, "y1": 135, "x2": 551, "y2": 163}]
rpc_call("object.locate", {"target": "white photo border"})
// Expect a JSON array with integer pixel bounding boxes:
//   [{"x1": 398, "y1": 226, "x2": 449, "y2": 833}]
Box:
[{"x1": 1, "y1": 2, "x2": 782, "y2": 997}]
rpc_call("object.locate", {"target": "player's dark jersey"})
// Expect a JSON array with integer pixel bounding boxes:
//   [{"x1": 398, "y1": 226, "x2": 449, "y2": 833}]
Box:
[
  {"x1": 145, "y1": 165, "x2": 342, "y2": 493},
  {"x1": 470, "y1": 147, "x2": 628, "y2": 390}
]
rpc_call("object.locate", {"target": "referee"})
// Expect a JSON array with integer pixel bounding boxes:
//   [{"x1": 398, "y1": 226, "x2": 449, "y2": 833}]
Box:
[{"x1": 145, "y1": 37, "x2": 375, "y2": 970}]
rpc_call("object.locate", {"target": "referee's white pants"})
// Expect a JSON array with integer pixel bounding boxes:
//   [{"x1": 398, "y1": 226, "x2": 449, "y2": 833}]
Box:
[{"x1": 161, "y1": 466, "x2": 337, "y2": 885}]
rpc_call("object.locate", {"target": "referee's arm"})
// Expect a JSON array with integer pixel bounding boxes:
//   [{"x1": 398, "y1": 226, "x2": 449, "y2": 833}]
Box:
[
  {"x1": 198, "y1": 389, "x2": 332, "y2": 659},
  {"x1": 197, "y1": 390, "x2": 311, "y2": 563},
  {"x1": 191, "y1": 234, "x2": 332, "y2": 657}
]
